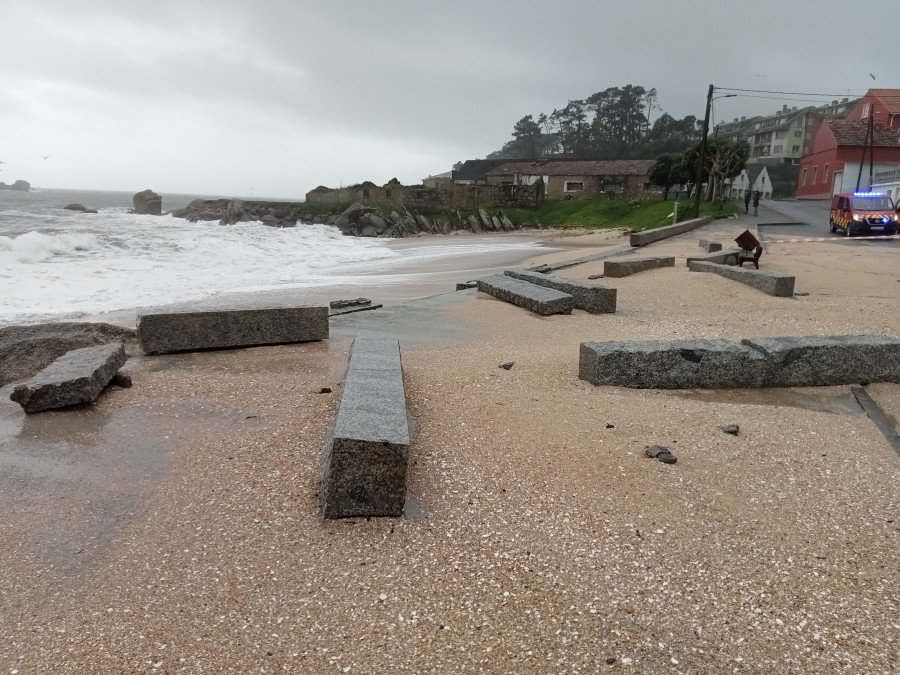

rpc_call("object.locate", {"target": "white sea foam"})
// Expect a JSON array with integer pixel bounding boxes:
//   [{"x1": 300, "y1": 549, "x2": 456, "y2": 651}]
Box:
[{"x1": 0, "y1": 199, "x2": 540, "y2": 325}]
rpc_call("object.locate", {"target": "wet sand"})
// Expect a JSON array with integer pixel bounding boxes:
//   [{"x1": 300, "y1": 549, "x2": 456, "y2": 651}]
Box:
[{"x1": 1, "y1": 217, "x2": 899, "y2": 673}]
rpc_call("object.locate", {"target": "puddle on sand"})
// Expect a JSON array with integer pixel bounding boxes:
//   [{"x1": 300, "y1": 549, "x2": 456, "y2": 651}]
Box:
[{"x1": 671, "y1": 387, "x2": 864, "y2": 415}]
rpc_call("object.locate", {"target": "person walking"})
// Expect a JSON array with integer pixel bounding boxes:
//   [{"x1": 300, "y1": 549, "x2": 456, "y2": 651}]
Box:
[
  {"x1": 744, "y1": 189, "x2": 751, "y2": 214},
  {"x1": 752, "y1": 190, "x2": 761, "y2": 216}
]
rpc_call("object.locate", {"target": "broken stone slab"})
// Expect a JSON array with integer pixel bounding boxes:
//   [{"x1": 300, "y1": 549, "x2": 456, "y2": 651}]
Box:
[
  {"x1": 689, "y1": 260, "x2": 795, "y2": 297},
  {"x1": 503, "y1": 269, "x2": 616, "y2": 313},
  {"x1": 602, "y1": 256, "x2": 675, "y2": 278},
  {"x1": 579, "y1": 335, "x2": 900, "y2": 389},
  {"x1": 579, "y1": 339, "x2": 767, "y2": 389},
  {"x1": 319, "y1": 336, "x2": 410, "y2": 518},
  {"x1": 476, "y1": 274, "x2": 574, "y2": 315},
  {"x1": 137, "y1": 303, "x2": 328, "y2": 354},
  {"x1": 699, "y1": 240, "x2": 723, "y2": 252},
  {"x1": 742, "y1": 335, "x2": 900, "y2": 387},
  {"x1": 455, "y1": 281, "x2": 478, "y2": 291},
  {"x1": 646, "y1": 445, "x2": 677, "y2": 464},
  {"x1": 629, "y1": 216, "x2": 711, "y2": 247},
  {"x1": 685, "y1": 249, "x2": 741, "y2": 266},
  {"x1": 10, "y1": 343, "x2": 127, "y2": 413}
]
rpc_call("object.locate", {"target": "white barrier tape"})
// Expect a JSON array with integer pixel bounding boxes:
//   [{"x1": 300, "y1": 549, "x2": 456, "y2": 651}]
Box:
[{"x1": 763, "y1": 234, "x2": 900, "y2": 243}]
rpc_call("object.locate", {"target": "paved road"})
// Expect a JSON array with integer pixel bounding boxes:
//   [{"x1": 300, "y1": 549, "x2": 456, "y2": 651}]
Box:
[{"x1": 756, "y1": 199, "x2": 898, "y2": 247}]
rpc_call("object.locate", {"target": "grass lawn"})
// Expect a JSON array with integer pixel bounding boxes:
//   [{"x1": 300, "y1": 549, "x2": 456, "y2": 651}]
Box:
[{"x1": 500, "y1": 198, "x2": 739, "y2": 231}]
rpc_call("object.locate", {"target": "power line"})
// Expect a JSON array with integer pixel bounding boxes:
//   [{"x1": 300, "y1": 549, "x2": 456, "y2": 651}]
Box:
[
  {"x1": 724, "y1": 93, "x2": 855, "y2": 104},
  {"x1": 716, "y1": 86, "x2": 863, "y2": 98}
]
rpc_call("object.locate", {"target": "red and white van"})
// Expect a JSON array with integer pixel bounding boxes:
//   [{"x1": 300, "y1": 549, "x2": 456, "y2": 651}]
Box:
[{"x1": 829, "y1": 192, "x2": 898, "y2": 236}]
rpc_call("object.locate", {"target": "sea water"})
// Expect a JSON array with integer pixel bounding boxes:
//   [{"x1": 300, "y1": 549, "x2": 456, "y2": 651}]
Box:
[{"x1": 0, "y1": 188, "x2": 541, "y2": 327}]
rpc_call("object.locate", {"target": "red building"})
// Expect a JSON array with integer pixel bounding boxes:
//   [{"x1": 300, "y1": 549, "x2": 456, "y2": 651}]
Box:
[{"x1": 797, "y1": 89, "x2": 900, "y2": 199}]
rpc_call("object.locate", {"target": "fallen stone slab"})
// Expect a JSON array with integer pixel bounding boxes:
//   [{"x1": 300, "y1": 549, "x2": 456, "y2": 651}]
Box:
[
  {"x1": 503, "y1": 269, "x2": 616, "y2": 313},
  {"x1": 742, "y1": 335, "x2": 900, "y2": 387},
  {"x1": 137, "y1": 303, "x2": 328, "y2": 354},
  {"x1": 602, "y1": 256, "x2": 675, "y2": 278},
  {"x1": 526, "y1": 245, "x2": 634, "y2": 273},
  {"x1": 319, "y1": 336, "x2": 410, "y2": 518},
  {"x1": 579, "y1": 335, "x2": 900, "y2": 389},
  {"x1": 689, "y1": 260, "x2": 795, "y2": 297},
  {"x1": 685, "y1": 249, "x2": 740, "y2": 266},
  {"x1": 579, "y1": 339, "x2": 768, "y2": 389},
  {"x1": 629, "y1": 216, "x2": 711, "y2": 247},
  {"x1": 10, "y1": 343, "x2": 127, "y2": 413},
  {"x1": 477, "y1": 274, "x2": 574, "y2": 315},
  {"x1": 697, "y1": 239, "x2": 723, "y2": 252}
]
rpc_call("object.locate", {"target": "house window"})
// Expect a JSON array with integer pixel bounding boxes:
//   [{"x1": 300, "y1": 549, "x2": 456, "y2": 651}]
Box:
[
  {"x1": 862, "y1": 103, "x2": 870, "y2": 118},
  {"x1": 824, "y1": 164, "x2": 830, "y2": 183},
  {"x1": 812, "y1": 167, "x2": 818, "y2": 184},
  {"x1": 773, "y1": 145, "x2": 783, "y2": 154},
  {"x1": 601, "y1": 181, "x2": 624, "y2": 193},
  {"x1": 775, "y1": 131, "x2": 786, "y2": 140},
  {"x1": 792, "y1": 145, "x2": 800, "y2": 154},
  {"x1": 564, "y1": 181, "x2": 584, "y2": 192},
  {"x1": 793, "y1": 130, "x2": 802, "y2": 137},
  {"x1": 802, "y1": 168, "x2": 807, "y2": 186}
]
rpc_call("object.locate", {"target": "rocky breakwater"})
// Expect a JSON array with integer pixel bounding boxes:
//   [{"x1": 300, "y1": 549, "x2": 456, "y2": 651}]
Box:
[{"x1": 171, "y1": 199, "x2": 521, "y2": 238}]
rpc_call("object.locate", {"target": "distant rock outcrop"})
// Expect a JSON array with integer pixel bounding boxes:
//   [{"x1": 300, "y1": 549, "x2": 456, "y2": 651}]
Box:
[
  {"x1": 64, "y1": 203, "x2": 87, "y2": 211},
  {"x1": 133, "y1": 189, "x2": 162, "y2": 215},
  {"x1": 169, "y1": 198, "x2": 521, "y2": 237},
  {"x1": 0, "y1": 180, "x2": 31, "y2": 192}
]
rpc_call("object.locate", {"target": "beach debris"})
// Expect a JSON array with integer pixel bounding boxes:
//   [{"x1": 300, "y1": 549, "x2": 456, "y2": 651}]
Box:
[
  {"x1": 795, "y1": 292, "x2": 810, "y2": 296},
  {"x1": 455, "y1": 281, "x2": 478, "y2": 291},
  {"x1": 498, "y1": 361, "x2": 515, "y2": 370},
  {"x1": 310, "y1": 386, "x2": 332, "y2": 394},
  {"x1": 588, "y1": 274, "x2": 605, "y2": 280},
  {"x1": 720, "y1": 423, "x2": 740, "y2": 435},
  {"x1": 330, "y1": 298, "x2": 371, "y2": 309},
  {"x1": 645, "y1": 445, "x2": 677, "y2": 464},
  {"x1": 110, "y1": 372, "x2": 132, "y2": 388},
  {"x1": 605, "y1": 423, "x2": 614, "y2": 428},
  {"x1": 10, "y1": 343, "x2": 127, "y2": 413}
]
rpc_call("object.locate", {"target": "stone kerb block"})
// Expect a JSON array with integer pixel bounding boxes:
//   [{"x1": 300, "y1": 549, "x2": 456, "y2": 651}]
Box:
[
  {"x1": 477, "y1": 274, "x2": 574, "y2": 315},
  {"x1": 578, "y1": 335, "x2": 900, "y2": 389},
  {"x1": 10, "y1": 343, "x2": 127, "y2": 413},
  {"x1": 689, "y1": 260, "x2": 795, "y2": 297},
  {"x1": 579, "y1": 339, "x2": 767, "y2": 389},
  {"x1": 742, "y1": 335, "x2": 900, "y2": 387},
  {"x1": 137, "y1": 304, "x2": 328, "y2": 354},
  {"x1": 503, "y1": 269, "x2": 616, "y2": 313},
  {"x1": 685, "y1": 250, "x2": 741, "y2": 266},
  {"x1": 602, "y1": 256, "x2": 675, "y2": 278},
  {"x1": 319, "y1": 337, "x2": 410, "y2": 518},
  {"x1": 629, "y1": 216, "x2": 711, "y2": 247}
]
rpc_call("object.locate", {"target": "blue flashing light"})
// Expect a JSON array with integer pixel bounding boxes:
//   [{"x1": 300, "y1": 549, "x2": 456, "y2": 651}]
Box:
[{"x1": 853, "y1": 191, "x2": 883, "y2": 197}]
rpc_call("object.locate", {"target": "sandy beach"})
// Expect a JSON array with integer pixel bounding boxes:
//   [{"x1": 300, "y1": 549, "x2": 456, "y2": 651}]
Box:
[{"x1": 1, "y1": 211, "x2": 899, "y2": 673}]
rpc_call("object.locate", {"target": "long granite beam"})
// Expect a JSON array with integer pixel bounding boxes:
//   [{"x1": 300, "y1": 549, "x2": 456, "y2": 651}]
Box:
[
  {"x1": 685, "y1": 249, "x2": 740, "y2": 266},
  {"x1": 477, "y1": 274, "x2": 574, "y2": 315},
  {"x1": 503, "y1": 269, "x2": 615, "y2": 313},
  {"x1": 689, "y1": 260, "x2": 795, "y2": 297},
  {"x1": 137, "y1": 303, "x2": 328, "y2": 354},
  {"x1": 10, "y1": 343, "x2": 127, "y2": 413},
  {"x1": 603, "y1": 256, "x2": 675, "y2": 278},
  {"x1": 629, "y1": 216, "x2": 711, "y2": 247},
  {"x1": 579, "y1": 335, "x2": 900, "y2": 389},
  {"x1": 319, "y1": 336, "x2": 410, "y2": 518}
]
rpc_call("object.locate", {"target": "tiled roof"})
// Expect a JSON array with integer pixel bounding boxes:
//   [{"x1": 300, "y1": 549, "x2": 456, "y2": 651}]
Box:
[
  {"x1": 453, "y1": 159, "x2": 519, "y2": 181},
  {"x1": 828, "y1": 120, "x2": 900, "y2": 147},
  {"x1": 869, "y1": 89, "x2": 900, "y2": 115},
  {"x1": 487, "y1": 159, "x2": 655, "y2": 177}
]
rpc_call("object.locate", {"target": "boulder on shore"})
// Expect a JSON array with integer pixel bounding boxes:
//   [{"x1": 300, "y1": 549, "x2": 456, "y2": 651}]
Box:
[
  {"x1": 133, "y1": 189, "x2": 162, "y2": 215},
  {"x1": 64, "y1": 203, "x2": 87, "y2": 211}
]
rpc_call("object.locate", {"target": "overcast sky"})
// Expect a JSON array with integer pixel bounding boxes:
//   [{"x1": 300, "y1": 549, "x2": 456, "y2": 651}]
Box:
[{"x1": 2, "y1": 0, "x2": 897, "y2": 199}]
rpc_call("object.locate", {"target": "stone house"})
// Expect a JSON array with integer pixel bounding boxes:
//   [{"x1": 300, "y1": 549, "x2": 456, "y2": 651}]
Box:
[{"x1": 485, "y1": 159, "x2": 659, "y2": 200}]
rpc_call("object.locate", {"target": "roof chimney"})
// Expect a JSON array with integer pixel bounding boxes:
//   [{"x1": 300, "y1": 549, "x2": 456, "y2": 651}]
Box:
[
  {"x1": 782, "y1": 105, "x2": 788, "y2": 112},
  {"x1": 741, "y1": 116, "x2": 746, "y2": 121},
  {"x1": 842, "y1": 97, "x2": 848, "y2": 102},
  {"x1": 733, "y1": 118, "x2": 738, "y2": 122},
  {"x1": 832, "y1": 100, "x2": 837, "y2": 105}
]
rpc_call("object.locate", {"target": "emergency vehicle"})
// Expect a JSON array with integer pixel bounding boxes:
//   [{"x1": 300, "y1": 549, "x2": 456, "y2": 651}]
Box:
[{"x1": 829, "y1": 192, "x2": 898, "y2": 237}]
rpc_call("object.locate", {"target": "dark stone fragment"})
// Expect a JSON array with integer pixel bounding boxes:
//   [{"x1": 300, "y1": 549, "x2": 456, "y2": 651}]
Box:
[
  {"x1": 645, "y1": 445, "x2": 669, "y2": 458},
  {"x1": 605, "y1": 423, "x2": 614, "y2": 428},
  {"x1": 720, "y1": 424, "x2": 740, "y2": 435},
  {"x1": 606, "y1": 657, "x2": 617, "y2": 665},
  {"x1": 110, "y1": 372, "x2": 132, "y2": 388},
  {"x1": 499, "y1": 362, "x2": 514, "y2": 370},
  {"x1": 310, "y1": 386, "x2": 332, "y2": 394},
  {"x1": 658, "y1": 452, "x2": 678, "y2": 464}
]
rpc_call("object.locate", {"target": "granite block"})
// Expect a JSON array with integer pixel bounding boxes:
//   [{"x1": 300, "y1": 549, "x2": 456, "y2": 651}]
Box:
[
  {"x1": 477, "y1": 274, "x2": 574, "y2": 315},
  {"x1": 503, "y1": 269, "x2": 616, "y2": 313}
]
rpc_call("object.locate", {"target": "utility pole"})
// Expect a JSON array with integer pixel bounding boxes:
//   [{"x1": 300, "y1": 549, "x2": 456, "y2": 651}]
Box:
[{"x1": 693, "y1": 84, "x2": 714, "y2": 218}]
